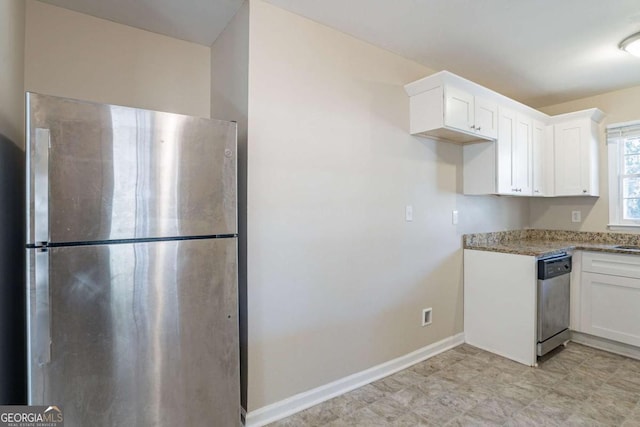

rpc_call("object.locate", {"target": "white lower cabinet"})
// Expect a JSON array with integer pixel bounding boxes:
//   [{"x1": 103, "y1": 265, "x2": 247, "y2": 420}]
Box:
[
  {"x1": 580, "y1": 252, "x2": 640, "y2": 347},
  {"x1": 464, "y1": 250, "x2": 640, "y2": 362},
  {"x1": 464, "y1": 250, "x2": 537, "y2": 366}
]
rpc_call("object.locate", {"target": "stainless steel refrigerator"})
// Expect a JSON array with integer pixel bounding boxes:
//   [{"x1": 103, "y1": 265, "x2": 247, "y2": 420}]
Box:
[{"x1": 25, "y1": 93, "x2": 240, "y2": 426}]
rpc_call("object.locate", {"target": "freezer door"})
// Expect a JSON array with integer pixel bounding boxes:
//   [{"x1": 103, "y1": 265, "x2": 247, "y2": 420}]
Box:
[
  {"x1": 26, "y1": 93, "x2": 237, "y2": 244},
  {"x1": 27, "y1": 238, "x2": 240, "y2": 426}
]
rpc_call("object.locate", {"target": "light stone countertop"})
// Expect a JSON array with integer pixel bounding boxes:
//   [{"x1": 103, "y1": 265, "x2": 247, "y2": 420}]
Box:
[{"x1": 463, "y1": 229, "x2": 640, "y2": 258}]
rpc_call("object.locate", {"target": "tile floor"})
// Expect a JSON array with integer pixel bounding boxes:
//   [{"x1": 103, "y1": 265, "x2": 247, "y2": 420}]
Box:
[{"x1": 268, "y1": 343, "x2": 640, "y2": 426}]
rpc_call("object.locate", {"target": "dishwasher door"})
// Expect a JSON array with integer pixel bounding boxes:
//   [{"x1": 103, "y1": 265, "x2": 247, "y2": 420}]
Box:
[{"x1": 537, "y1": 273, "x2": 570, "y2": 342}]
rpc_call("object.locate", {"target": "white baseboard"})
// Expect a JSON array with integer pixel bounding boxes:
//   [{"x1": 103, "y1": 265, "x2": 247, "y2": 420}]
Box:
[
  {"x1": 571, "y1": 331, "x2": 640, "y2": 360},
  {"x1": 245, "y1": 332, "x2": 465, "y2": 427}
]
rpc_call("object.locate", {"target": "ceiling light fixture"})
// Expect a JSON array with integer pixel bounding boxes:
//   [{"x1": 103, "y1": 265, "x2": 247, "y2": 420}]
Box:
[{"x1": 620, "y1": 32, "x2": 640, "y2": 57}]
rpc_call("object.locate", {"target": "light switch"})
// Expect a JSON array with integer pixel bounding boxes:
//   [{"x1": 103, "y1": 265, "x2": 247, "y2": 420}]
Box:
[
  {"x1": 452, "y1": 210, "x2": 459, "y2": 225},
  {"x1": 405, "y1": 205, "x2": 413, "y2": 222}
]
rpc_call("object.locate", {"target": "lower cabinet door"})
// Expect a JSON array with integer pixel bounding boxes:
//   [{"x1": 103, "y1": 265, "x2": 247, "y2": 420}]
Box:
[{"x1": 581, "y1": 272, "x2": 640, "y2": 347}]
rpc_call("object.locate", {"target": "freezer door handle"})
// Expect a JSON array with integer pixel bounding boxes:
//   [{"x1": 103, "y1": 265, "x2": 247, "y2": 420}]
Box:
[
  {"x1": 34, "y1": 128, "x2": 50, "y2": 245},
  {"x1": 35, "y1": 249, "x2": 51, "y2": 365}
]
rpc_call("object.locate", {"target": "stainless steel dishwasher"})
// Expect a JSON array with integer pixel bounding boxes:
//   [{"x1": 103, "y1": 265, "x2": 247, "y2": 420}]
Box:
[{"x1": 537, "y1": 253, "x2": 572, "y2": 356}]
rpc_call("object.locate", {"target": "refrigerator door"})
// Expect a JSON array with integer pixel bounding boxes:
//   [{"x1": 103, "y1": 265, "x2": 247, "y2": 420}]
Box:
[
  {"x1": 27, "y1": 238, "x2": 240, "y2": 426},
  {"x1": 26, "y1": 93, "x2": 237, "y2": 245}
]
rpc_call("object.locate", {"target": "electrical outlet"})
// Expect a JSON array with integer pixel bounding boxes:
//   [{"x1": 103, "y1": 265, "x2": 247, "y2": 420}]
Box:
[
  {"x1": 421, "y1": 308, "x2": 432, "y2": 326},
  {"x1": 571, "y1": 210, "x2": 581, "y2": 223}
]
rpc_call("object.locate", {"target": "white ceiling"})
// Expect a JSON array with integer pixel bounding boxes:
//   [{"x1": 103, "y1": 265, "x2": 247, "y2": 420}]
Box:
[{"x1": 38, "y1": 0, "x2": 640, "y2": 107}]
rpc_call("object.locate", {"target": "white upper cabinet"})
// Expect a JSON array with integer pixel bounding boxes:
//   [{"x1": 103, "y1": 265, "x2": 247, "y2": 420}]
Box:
[
  {"x1": 405, "y1": 71, "x2": 499, "y2": 143},
  {"x1": 464, "y1": 108, "x2": 533, "y2": 196},
  {"x1": 552, "y1": 109, "x2": 604, "y2": 196},
  {"x1": 496, "y1": 109, "x2": 532, "y2": 196},
  {"x1": 515, "y1": 113, "x2": 533, "y2": 195},
  {"x1": 444, "y1": 85, "x2": 474, "y2": 132},
  {"x1": 444, "y1": 86, "x2": 498, "y2": 140},
  {"x1": 473, "y1": 97, "x2": 499, "y2": 140},
  {"x1": 462, "y1": 140, "x2": 497, "y2": 195},
  {"x1": 406, "y1": 72, "x2": 605, "y2": 198},
  {"x1": 496, "y1": 108, "x2": 516, "y2": 194},
  {"x1": 532, "y1": 120, "x2": 552, "y2": 196}
]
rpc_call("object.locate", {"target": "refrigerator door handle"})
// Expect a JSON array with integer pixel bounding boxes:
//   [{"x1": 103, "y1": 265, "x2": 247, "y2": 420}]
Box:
[
  {"x1": 35, "y1": 249, "x2": 51, "y2": 366},
  {"x1": 34, "y1": 128, "x2": 50, "y2": 245}
]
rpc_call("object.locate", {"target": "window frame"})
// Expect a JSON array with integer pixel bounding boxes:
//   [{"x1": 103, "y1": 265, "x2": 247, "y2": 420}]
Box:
[{"x1": 608, "y1": 120, "x2": 640, "y2": 229}]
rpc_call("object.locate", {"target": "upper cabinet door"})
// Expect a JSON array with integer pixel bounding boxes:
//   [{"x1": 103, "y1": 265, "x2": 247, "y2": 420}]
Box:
[
  {"x1": 514, "y1": 114, "x2": 533, "y2": 196},
  {"x1": 474, "y1": 97, "x2": 498, "y2": 139},
  {"x1": 532, "y1": 120, "x2": 551, "y2": 196},
  {"x1": 496, "y1": 107, "x2": 517, "y2": 195},
  {"x1": 496, "y1": 109, "x2": 532, "y2": 196},
  {"x1": 554, "y1": 119, "x2": 596, "y2": 196},
  {"x1": 444, "y1": 85, "x2": 475, "y2": 133},
  {"x1": 444, "y1": 86, "x2": 498, "y2": 140}
]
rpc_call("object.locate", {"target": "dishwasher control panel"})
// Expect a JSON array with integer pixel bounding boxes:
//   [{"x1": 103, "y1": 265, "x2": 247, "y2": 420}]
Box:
[{"x1": 538, "y1": 254, "x2": 572, "y2": 280}]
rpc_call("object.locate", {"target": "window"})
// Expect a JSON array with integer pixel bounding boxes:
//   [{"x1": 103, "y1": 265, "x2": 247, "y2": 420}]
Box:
[{"x1": 608, "y1": 121, "x2": 640, "y2": 227}]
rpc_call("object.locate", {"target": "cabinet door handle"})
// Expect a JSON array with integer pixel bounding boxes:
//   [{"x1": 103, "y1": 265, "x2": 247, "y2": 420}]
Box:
[
  {"x1": 534, "y1": 190, "x2": 540, "y2": 193},
  {"x1": 476, "y1": 126, "x2": 481, "y2": 131},
  {"x1": 470, "y1": 125, "x2": 476, "y2": 130},
  {"x1": 583, "y1": 189, "x2": 588, "y2": 193}
]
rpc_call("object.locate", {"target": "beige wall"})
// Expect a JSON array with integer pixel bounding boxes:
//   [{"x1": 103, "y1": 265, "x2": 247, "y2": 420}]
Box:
[
  {"x1": 0, "y1": 0, "x2": 26, "y2": 404},
  {"x1": 25, "y1": 0, "x2": 210, "y2": 117},
  {"x1": 530, "y1": 85, "x2": 640, "y2": 231},
  {"x1": 16, "y1": 0, "x2": 533, "y2": 412},
  {"x1": 210, "y1": 0, "x2": 250, "y2": 410},
  {"x1": 0, "y1": 0, "x2": 26, "y2": 147},
  {"x1": 245, "y1": 0, "x2": 528, "y2": 410}
]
